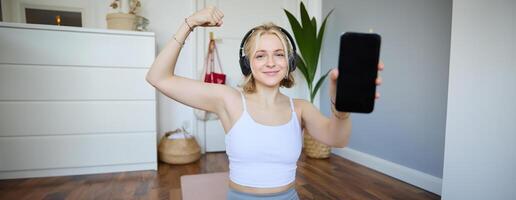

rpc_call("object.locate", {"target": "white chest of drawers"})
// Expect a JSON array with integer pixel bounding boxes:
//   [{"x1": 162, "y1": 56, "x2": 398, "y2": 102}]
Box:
[{"x1": 0, "y1": 22, "x2": 157, "y2": 179}]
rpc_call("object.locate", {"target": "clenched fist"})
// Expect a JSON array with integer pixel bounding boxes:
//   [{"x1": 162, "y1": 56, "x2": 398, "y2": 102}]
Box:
[{"x1": 187, "y1": 6, "x2": 224, "y2": 28}]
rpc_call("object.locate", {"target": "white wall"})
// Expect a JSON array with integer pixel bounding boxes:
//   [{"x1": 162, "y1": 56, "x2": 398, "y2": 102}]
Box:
[
  {"x1": 442, "y1": 0, "x2": 516, "y2": 199},
  {"x1": 321, "y1": 0, "x2": 451, "y2": 194}
]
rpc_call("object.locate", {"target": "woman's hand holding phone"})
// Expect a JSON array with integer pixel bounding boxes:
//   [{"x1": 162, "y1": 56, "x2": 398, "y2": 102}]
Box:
[
  {"x1": 331, "y1": 32, "x2": 383, "y2": 113},
  {"x1": 329, "y1": 61, "x2": 384, "y2": 106}
]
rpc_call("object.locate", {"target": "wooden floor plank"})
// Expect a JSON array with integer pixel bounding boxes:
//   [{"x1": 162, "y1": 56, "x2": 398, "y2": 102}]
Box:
[{"x1": 0, "y1": 152, "x2": 440, "y2": 200}]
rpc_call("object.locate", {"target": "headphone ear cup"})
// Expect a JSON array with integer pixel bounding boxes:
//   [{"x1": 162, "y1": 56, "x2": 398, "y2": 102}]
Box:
[
  {"x1": 239, "y1": 56, "x2": 252, "y2": 76},
  {"x1": 288, "y1": 53, "x2": 297, "y2": 72}
]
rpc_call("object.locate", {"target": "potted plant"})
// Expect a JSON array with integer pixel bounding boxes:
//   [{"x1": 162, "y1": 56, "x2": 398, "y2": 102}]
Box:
[
  {"x1": 106, "y1": 0, "x2": 142, "y2": 31},
  {"x1": 284, "y1": 2, "x2": 333, "y2": 159}
]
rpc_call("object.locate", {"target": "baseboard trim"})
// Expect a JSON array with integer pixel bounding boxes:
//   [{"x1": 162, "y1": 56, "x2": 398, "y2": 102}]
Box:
[
  {"x1": 332, "y1": 147, "x2": 442, "y2": 195},
  {"x1": 0, "y1": 162, "x2": 157, "y2": 180}
]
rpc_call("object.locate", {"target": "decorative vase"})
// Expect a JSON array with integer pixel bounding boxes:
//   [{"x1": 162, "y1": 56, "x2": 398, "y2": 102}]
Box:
[
  {"x1": 106, "y1": 13, "x2": 137, "y2": 30},
  {"x1": 303, "y1": 129, "x2": 331, "y2": 159}
]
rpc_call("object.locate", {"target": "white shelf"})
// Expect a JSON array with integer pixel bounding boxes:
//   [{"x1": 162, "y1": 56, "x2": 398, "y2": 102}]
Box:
[{"x1": 0, "y1": 21, "x2": 155, "y2": 36}]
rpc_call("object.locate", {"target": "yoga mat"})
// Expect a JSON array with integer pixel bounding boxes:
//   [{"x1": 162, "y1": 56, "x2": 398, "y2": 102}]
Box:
[{"x1": 181, "y1": 172, "x2": 229, "y2": 200}]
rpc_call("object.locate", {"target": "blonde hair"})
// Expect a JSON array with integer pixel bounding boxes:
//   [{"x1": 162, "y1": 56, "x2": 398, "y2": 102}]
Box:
[{"x1": 239, "y1": 23, "x2": 295, "y2": 93}]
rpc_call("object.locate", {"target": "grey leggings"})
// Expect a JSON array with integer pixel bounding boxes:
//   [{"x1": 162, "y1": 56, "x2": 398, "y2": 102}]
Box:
[{"x1": 227, "y1": 187, "x2": 300, "y2": 200}]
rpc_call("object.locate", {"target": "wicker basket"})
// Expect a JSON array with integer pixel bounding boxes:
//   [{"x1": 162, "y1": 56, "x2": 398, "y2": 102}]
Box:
[
  {"x1": 303, "y1": 129, "x2": 331, "y2": 159},
  {"x1": 158, "y1": 128, "x2": 201, "y2": 164}
]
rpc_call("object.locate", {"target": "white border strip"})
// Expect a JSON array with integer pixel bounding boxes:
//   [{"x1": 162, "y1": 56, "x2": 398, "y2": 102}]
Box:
[
  {"x1": 332, "y1": 147, "x2": 442, "y2": 195},
  {"x1": 0, "y1": 22, "x2": 155, "y2": 37},
  {"x1": 0, "y1": 162, "x2": 157, "y2": 180}
]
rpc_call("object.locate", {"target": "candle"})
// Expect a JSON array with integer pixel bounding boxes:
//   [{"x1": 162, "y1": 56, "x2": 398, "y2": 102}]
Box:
[{"x1": 55, "y1": 15, "x2": 61, "y2": 26}]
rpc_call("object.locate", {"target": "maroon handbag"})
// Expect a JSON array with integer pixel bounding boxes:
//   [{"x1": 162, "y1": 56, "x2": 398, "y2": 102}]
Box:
[{"x1": 203, "y1": 39, "x2": 226, "y2": 84}]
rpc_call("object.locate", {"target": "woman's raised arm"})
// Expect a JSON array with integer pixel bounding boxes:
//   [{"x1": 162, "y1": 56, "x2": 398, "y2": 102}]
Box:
[{"x1": 146, "y1": 6, "x2": 232, "y2": 114}]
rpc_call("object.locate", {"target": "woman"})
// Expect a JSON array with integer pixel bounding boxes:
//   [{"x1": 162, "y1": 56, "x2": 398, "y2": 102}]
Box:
[{"x1": 146, "y1": 6, "x2": 383, "y2": 200}]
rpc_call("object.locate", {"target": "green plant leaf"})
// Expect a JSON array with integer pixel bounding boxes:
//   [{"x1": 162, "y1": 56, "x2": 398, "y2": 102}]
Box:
[
  {"x1": 311, "y1": 17, "x2": 317, "y2": 40},
  {"x1": 299, "y1": 1, "x2": 316, "y2": 80},
  {"x1": 284, "y1": 2, "x2": 333, "y2": 102},
  {"x1": 283, "y1": 9, "x2": 304, "y2": 52},
  {"x1": 285, "y1": 7, "x2": 315, "y2": 83},
  {"x1": 316, "y1": 9, "x2": 334, "y2": 65},
  {"x1": 310, "y1": 16, "x2": 319, "y2": 74},
  {"x1": 310, "y1": 69, "x2": 330, "y2": 102},
  {"x1": 295, "y1": 54, "x2": 311, "y2": 85},
  {"x1": 300, "y1": 2, "x2": 312, "y2": 33}
]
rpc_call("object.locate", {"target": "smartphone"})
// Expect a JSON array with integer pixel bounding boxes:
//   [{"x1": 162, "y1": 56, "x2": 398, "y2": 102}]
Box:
[{"x1": 335, "y1": 32, "x2": 381, "y2": 113}]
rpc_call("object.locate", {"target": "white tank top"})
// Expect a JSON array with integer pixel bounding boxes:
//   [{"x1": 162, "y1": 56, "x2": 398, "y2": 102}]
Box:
[{"x1": 225, "y1": 91, "x2": 303, "y2": 188}]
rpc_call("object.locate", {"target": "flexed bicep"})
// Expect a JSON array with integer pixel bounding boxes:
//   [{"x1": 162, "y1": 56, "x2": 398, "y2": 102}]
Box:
[{"x1": 153, "y1": 76, "x2": 235, "y2": 115}]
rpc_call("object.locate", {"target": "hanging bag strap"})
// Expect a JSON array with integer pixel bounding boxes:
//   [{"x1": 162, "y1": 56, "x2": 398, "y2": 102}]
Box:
[
  {"x1": 201, "y1": 39, "x2": 215, "y2": 82},
  {"x1": 208, "y1": 39, "x2": 216, "y2": 74},
  {"x1": 212, "y1": 40, "x2": 224, "y2": 74}
]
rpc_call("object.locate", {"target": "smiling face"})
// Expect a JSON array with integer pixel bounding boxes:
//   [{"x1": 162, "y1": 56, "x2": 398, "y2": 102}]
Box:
[
  {"x1": 241, "y1": 23, "x2": 296, "y2": 93},
  {"x1": 249, "y1": 33, "x2": 289, "y2": 88}
]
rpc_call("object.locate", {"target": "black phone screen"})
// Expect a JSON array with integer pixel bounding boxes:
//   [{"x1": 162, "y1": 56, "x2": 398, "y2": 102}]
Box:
[{"x1": 335, "y1": 32, "x2": 381, "y2": 113}]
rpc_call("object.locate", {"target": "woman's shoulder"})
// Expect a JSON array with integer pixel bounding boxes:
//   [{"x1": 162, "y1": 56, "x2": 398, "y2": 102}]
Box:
[
  {"x1": 292, "y1": 98, "x2": 311, "y2": 106},
  {"x1": 291, "y1": 98, "x2": 313, "y2": 112},
  {"x1": 222, "y1": 86, "x2": 243, "y2": 102},
  {"x1": 217, "y1": 86, "x2": 244, "y2": 120}
]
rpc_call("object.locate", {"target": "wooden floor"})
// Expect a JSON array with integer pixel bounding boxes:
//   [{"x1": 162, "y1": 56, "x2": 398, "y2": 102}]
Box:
[{"x1": 0, "y1": 152, "x2": 440, "y2": 200}]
